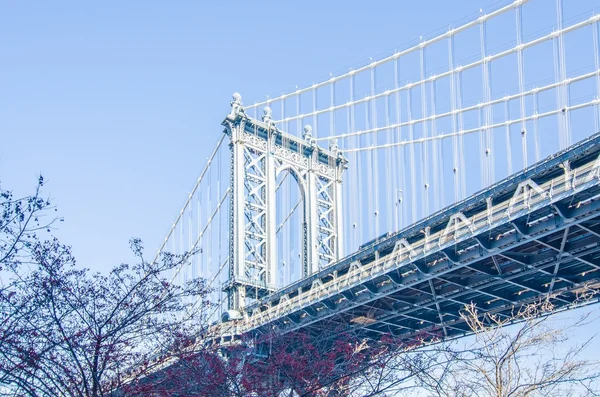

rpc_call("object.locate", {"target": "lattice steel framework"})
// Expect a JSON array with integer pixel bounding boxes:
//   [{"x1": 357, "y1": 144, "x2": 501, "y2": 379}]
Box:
[
  {"x1": 222, "y1": 94, "x2": 347, "y2": 310},
  {"x1": 230, "y1": 131, "x2": 600, "y2": 339},
  {"x1": 156, "y1": 0, "x2": 600, "y2": 328}
]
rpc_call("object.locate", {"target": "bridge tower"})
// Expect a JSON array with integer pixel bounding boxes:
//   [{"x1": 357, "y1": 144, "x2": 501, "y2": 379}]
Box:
[{"x1": 222, "y1": 93, "x2": 347, "y2": 311}]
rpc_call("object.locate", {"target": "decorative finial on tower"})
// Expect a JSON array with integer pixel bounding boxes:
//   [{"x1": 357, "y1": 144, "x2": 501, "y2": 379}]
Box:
[
  {"x1": 262, "y1": 106, "x2": 272, "y2": 120},
  {"x1": 229, "y1": 92, "x2": 245, "y2": 118},
  {"x1": 301, "y1": 125, "x2": 315, "y2": 146},
  {"x1": 262, "y1": 106, "x2": 276, "y2": 129},
  {"x1": 329, "y1": 138, "x2": 339, "y2": 154},
  {"x1": 303, "y1": 124, "x2": 312, "y2": 139}
]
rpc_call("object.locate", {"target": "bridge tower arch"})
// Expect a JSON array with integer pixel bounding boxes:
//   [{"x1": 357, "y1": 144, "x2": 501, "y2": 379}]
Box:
[
  {"x1": 274, "y1": 163, "x2": 307, "y2": 287},
  {"x1": 222, "y1": 93, "x2": 347, "y2": 311}
]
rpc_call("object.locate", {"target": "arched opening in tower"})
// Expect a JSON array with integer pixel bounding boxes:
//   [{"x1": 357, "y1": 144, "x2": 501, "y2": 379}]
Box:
[{"x1": 275, "y1": 167, "x2": 306, "y2": 288}]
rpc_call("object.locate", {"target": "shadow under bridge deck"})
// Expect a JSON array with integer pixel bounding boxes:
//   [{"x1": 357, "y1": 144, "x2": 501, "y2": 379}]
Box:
[{"x1": 227, "y1": 131, "x2": 600, "y2": 342}]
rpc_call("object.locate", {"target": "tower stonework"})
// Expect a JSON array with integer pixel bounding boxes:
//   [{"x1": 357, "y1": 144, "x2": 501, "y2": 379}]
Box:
[{"x1": 222, "y1": 94, "x2": 347, "y2": 311}]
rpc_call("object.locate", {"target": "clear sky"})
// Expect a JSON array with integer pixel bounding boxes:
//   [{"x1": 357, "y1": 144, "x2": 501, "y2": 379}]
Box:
[
  {"x1": 0, "y1": 0, "x2": 597, "y2": 267},
  {"x1": 1, "y1": 0, "x2": 546, "y2": 269},
  {"x1": 0, "y1": 0, "x2": 594, "y2": 269},
  {"x1": 2, "y1": 0, "x2": 600, "y2": 384}
]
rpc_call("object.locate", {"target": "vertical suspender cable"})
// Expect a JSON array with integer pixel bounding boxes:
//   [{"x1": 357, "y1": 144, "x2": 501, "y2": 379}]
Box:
[
  {"x1": 188, "y1": 192, "x2": 192, "y2": 286},
  {"x1": 330, "y1": 79, "x2": 338, "y2": 253},
  {"x1": 385, "y1": 93, "x2": 392, "y2": 234},
  {"x1": 394, "y1": 56, "x2": 403, "y2": 231},
  {"x1": 439, "y1": 136, "x2": 446, "y2": 209},
  {"x1": 158, "y1": 136, "x2": 226, "y2": 287},
  {"x1": 430, "y1": 79, "x2": 440, "y2": 212},
  {"x1": 478, "y1": 15, "x2": 489, "y2": 189},
  {"x1": 516, "y1": 3, "x2": 528, "y2": 168},
  {"x1": 557, "y1": 0, "x2": 570, "y2": 148},
  {"x1": 553, "y1": 19, "x2": 563, "y2": 150},
  {"x1": 434, "y1": 75, "x2": 446, "y2": 209},
  {"x1": 296, "y1": 91, "x2": 301, "y2": 137},
  {"x1": 407, "y1": 87, "x2": 417, "y2": 223},
  {"x1": 330, "y1": 78, "x2": 335, "y2": 137},
  {"x1": 313, "y1": 87, "x2": 318, "y2": 137},
  {"x1": 281, "y1": 99, "x2": 285, "y2": 134},
  {"x1": 288, "y1": 133, "x2": 292, "y2": 284},
  {"x1": 371, "y1": 67, "x2": 379, "y2": 238},
  {"x1": 346, "y1": 105, "x2": 352, "y2": 253},
  {"x1": 217, "y1": 145, "x2": 222, "y2": 317},
  {"x1": 179, "y1": 209, "x2": 183, "y2": 286},
  {"x1": 448, "y1": 31, "x2": 460, "y2": 203},
  {"x1": 594, "y1": 18, "x2": 600, "y2": 133},
  {"x1": 284, "y1": 95, "x2": 290, "y2": 134},
  {"x1": 350, "y1": 74, "x2": 359, "y2": 249},
  {"x1": 283, "y1": 98, "x2": 291, "y2": 285},
  {"x1": 480, "y1": 12, "x2": 493, "y2": 187},
  {"x1": 553, "y1": 0, "x2": 570, "y2": 149},
  {"x1": 193, "y1": 189, "x2": 198, "y2": 281},
  {"x1": 486, "y1": 20, "x2": 495, "y2": 185},
  {"x1": 207, "y1": 160, "x2": 212, "y2": 309},
  {"x1": 504, "y1": 99, "x2": 513, "y2": 175},
  {"x1": 181, "y1": 209, "x2": 184, "y2": 257},
  {"x1": 478, "y1": 101, "x2": 486, "y2": 189},
  {"x1": 533, "y1": 90, "x2": 541, "y2": 161},
  {"x1": 279, "y1": 102, "x2": 283, "y2": 284},
  {"x1": 365, "y1": 97, "x2": 373, "y2": 240},
  {"x1": 420, "y1": 39, "x2": 430, "y2": 218},
  {"x1": 457, "y1": 70, "x2": 467, "y2": 198},
  {"x1": 198, "y1": 178, "x2": 208, "y2": 279}
]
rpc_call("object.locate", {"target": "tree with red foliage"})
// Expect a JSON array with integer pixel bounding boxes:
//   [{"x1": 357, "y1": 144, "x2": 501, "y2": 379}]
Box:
[
  {"x1": 5, "y1": 179, "x2": 598, "y2": 397},
  {"x1": 123, "y1": 324, "x2": 449, "y2": 397},
  {"x1": 0, "y1": 179, "x2": 212, "y2": 396},
  {"x1": 1, "y1": 179, "x2": 444, "y2": 397},
  {"x1": 234, "y1": 328, "x2": 450, "y2": 396}
]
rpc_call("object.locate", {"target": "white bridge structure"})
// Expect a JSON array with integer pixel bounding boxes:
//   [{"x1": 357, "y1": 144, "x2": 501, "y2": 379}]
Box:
[{"x1": 157, "y1": 0, "x2": 600, "y2": 341}]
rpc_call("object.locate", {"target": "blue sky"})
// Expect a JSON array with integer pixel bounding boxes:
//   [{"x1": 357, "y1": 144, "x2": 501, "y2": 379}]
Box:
[
  {"x1": 2, "y1": 0, "x2": 600, "y2": 377},
  {"x1": 0, "y1": 0, "x2": 522, "y2": 269},
  {"x1": 1, "y1": 0, "x2": 598, "y2": 269}
]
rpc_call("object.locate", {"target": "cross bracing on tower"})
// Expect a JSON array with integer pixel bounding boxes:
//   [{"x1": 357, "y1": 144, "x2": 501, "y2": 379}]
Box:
[
  {"x1": 155, "y1": 0, "x2": 600, "y2": 329},
  {"x1": 222, "y1": 97, "x2": 347, "y2": 311}
]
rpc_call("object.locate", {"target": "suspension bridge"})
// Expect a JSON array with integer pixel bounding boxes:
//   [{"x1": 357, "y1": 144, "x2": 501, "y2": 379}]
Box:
[{"x1": 156, "y1": 0, "x2": 600, "y2": 343}]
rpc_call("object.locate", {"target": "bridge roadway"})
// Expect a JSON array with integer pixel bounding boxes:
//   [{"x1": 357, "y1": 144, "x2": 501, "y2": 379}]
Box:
[{"x1": 217, "y1": 132, "x2": 600, "y2": 343}]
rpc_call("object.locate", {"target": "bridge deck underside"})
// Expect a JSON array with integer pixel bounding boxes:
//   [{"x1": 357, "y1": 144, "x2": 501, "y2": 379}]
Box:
[
  {"x1": 239, "y1": 134, "x2": 600, "y2": 343},
  {"x1": 252, "y1": 189, "x2": 600, "y2": 341},
  {"x1": 305, "y1": 208, "x2": 600, "y2": 341}
]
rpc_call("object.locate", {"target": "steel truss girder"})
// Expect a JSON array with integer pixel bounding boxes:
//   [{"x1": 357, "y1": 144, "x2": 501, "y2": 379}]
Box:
[
  {"x1": 344, "y1": 244, "x2": 595, "y2": 336},
  {"x1": 272, "y1": 205, "x2": 600, "y2": 338},
  {"x1": 247, "y1": 160, "x2": 600, "y2": 337}
]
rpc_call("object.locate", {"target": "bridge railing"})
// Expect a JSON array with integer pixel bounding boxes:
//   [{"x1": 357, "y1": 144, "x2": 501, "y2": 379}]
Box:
[{"x1": 241, "y1": 153, "x2": 600, "y2": 331}]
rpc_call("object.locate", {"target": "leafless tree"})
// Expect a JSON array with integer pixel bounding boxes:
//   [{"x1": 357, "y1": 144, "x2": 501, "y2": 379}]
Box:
[
  {"x1": 1, "y1": 176, "x2": 56, "y2": 389},
  {"x1": 0, "y1": 179, "x2": 212, "y2": 397},
  {"x1": 415, "y1": 296, "x2": 600, "y2": 397},
  {"x1": 4, "y1": 179, "x2": 600, "y2": 397}
]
